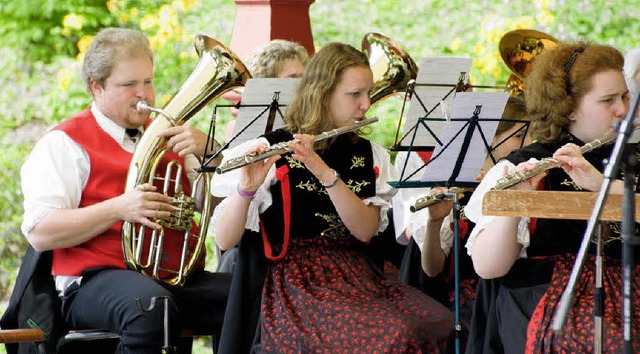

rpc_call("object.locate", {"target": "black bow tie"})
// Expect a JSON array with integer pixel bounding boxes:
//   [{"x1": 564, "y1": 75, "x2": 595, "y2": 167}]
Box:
[{"x1": 125, "y1": 128, "x2": 140, "y2": 138}]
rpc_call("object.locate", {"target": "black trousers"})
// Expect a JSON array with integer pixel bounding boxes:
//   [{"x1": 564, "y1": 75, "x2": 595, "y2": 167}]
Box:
[{"x1": 61, "y1": 268, "x2": 231, "y2": 353}]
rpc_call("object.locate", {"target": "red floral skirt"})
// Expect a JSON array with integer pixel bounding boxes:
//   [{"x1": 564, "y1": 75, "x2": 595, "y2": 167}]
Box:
[
  {"x1": 259, "y1": 237, "x2": 455, "y2": 353},
  {"x1": 526, "y1": 254, "x2": 640, "y2": 353}
]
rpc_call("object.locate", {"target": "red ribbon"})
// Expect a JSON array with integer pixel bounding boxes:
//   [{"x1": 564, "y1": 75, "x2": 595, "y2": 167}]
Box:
[{"x1": 261, "y1": 164, "x2": 291, "y2": 261}]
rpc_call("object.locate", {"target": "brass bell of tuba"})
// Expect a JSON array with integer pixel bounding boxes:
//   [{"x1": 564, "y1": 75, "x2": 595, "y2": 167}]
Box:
[
  {"x1": 362, "y1": 32, "x2": 418, "y2": 104},
  {"x1": 499, "y1": 29, "x2": 559, "y2": 97},
  {"x1": 122, "y1": 34, "x2": 250, "y2": 286}
]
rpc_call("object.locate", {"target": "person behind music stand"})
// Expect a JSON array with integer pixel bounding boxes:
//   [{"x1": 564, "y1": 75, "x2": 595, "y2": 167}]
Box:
[
  {"x1": 222, "y1": 39, "x2": 310, "y2": 139},
  {"x1": 464, "y1": 42, "x2": 639, "y2": 353},
  {"x1": 397, "y1": 96, "x2": 531, "y2": 349}
]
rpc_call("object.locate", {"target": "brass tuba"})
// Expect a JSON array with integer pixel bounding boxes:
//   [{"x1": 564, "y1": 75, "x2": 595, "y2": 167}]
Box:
[
  {"x1": 499, "y1": 29, "x2": 559, "y2": 96},
  {"x1": 122, "y1": 34, "x2": 250, "y2": 286},
  {"x1": 362, "y1": 32, "x2": 418, "y2": 104}
]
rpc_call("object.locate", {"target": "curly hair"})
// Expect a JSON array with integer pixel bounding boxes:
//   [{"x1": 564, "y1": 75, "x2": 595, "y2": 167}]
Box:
[
  {"x1": 245, "y1": 39, "x2": 309, "y2": 78},
  {"x1": 81, "y1": 27, "x2": 153, "y2": 95},
  {"x1": 524, "y1": 41, "x2": 624, "y2": 143},
  {"x1": 283, "y1": 43, "x2": 370, "y2": 148}
]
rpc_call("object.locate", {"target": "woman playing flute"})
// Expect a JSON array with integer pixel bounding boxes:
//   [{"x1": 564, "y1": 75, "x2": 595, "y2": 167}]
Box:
[
  {"x1": 464, "y1": 41, "x2": 639, "y2": 353},
  {"x1": 211, "y1": 42, "x2": 455, "y2": 353}
]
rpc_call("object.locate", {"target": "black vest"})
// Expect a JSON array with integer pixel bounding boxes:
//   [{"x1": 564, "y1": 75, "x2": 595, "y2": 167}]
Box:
[{"x1": 260, "y1": 130, "x2": 376, "y2": 244}]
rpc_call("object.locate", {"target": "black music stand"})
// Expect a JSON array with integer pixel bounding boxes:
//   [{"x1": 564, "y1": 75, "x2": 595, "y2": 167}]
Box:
[
  {"x1": 391, "y1": 57, "x2": 473, "y2": 154},
  {"x1": 199, "y1": 78, "x2": 300, "y2": 172},
  {"x1": 390, "y1": 58, "x2": 473, "y2": 242},
  {"x1": 414, "y1": 91, "x2": 509, "y2": 354},
  {"x1": 228, "y1": 78, "x2": 300, "y2": 148},
  {"x1": 419, "y1": 92, "x2": 509, "y2": 187}
]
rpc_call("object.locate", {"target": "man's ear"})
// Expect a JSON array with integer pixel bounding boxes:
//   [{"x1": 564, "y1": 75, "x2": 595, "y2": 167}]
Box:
[{"x1": 89, "y1": 79, "x2": 102, "y2": 96}]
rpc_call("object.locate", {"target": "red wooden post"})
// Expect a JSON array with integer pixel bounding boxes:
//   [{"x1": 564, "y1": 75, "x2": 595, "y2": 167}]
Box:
[{"x1": 230, "y1": 0, "x2": 315, "y2": 61}]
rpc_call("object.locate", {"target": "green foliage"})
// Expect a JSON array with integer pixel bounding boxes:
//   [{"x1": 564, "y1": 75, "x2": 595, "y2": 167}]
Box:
[
  {"x1": 0, "y1": 0, "x2": 119, "y2": 63},
  {"x1": 0, "y1": 140, "x2": 31, "y2": 303}
]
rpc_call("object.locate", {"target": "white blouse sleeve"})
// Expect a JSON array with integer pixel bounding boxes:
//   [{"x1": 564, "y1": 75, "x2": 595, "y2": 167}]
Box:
[
  {"x1": 365, "y1": 142, "x2": 398, "y2": 235},
  {"x1": 407, "y1": 202, "x2": 455, "y2": 256},
  {"x1": 464, "y1": 159, "x2": 532, "y2": 259},
  {"x1": 210, "y1": 137, "x2": 278, "y2": 233}
]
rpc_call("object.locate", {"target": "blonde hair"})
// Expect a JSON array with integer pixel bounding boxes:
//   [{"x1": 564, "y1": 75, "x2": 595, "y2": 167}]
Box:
[
  {"x1": 283, "y1": 43, "x2": 370, "y2": 145},
  {"x1": 245, "y1": 39, "x2": 309, "y2": 78},
  {"x1": 524, "y1": 42, "x2": 623, "y2": 143},
  {"x1": 81, "y1": 27, "x2": 152, "y2": 95}
]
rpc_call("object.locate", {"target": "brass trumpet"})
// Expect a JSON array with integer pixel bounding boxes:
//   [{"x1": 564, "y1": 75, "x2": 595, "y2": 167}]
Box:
[
  {"x1": 493, "y1": 123, "x2": 640, "y2": 190},
  {"x1": 216, "y1": 117, "x2": 379, "y2": 174},
  {"x1": 410, "y1": 187, "x2": 470, "y2": 212}
]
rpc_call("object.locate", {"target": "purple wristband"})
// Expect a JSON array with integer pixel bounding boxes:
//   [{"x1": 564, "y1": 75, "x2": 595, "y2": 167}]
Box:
[{"x1": 237, "y1": 185, "x2": 256, "y2": 199}]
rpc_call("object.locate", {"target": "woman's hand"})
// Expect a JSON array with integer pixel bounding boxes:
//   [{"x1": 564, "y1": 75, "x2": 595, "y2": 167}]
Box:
[
  {"x1": 239, "y1": 143, "x2": 280, "y2": 192},
  {"x1": 552, "y1": 143, "x2": 603, "y2": 191},
  {"x1": 427, "y1": 187, "x2": 454, "y2": 222},
  {"x1": 507, "y1": 161, "x2": 548, "y2": 191},
  {"x1": 288, "y1": 134, "x2": 334, "y2": 183}
]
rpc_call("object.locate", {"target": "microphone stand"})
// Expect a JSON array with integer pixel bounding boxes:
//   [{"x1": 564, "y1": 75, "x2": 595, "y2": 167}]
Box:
[
  {"x1": 552, "y1": 88, "x2": 640, "y2": 353},
  {"x1": 621, "y1": 134, "x2": 638, "y2": 353}
]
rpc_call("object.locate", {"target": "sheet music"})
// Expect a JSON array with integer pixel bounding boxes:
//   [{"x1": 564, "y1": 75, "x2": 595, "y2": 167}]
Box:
[
  {"x1": 401, "y1": 57, "x2": 472, "y2": 148},
  {"x1": 422, "y1": 91, "x2": 510, "y2": 184},
  {"x1": 230, "y1": 78, "x2": 300, "y2": 148}
]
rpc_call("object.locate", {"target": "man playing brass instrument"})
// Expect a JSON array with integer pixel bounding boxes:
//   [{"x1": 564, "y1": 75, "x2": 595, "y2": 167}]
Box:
[{"x1": 17, "y1": 27, "x2": 229, "y2": 353}]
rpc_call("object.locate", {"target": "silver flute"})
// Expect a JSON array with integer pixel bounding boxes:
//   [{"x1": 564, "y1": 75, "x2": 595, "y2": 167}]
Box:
[
  {"x1": 493, "y1": 122, "x2": 640, "y2": 190},
  {"x1": 216, "y1": 117, "x2": 379, "y2": 174},
  {"x1": 410, "y1": 187, "x2": 470, "y2": 212}
]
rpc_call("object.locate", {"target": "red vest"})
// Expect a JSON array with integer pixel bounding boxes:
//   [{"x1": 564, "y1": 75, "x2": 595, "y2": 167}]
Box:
[{"x1": 51, "y1": 108, "x2": 203, "y2": 277}]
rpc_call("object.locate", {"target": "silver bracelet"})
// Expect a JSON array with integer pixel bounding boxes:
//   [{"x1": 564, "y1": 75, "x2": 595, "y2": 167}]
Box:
[{"x1": 320, "y1": 169, "x2": 340, "y2": 188}]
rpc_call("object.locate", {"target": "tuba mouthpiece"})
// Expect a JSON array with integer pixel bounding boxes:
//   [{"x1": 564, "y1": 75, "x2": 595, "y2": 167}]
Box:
[
  {"x1": 135, "y1": 101, "x2": 177, "y2": 125},
  {"x1": 136, "y1": 101, "x2": 151, "y2": 112}
]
